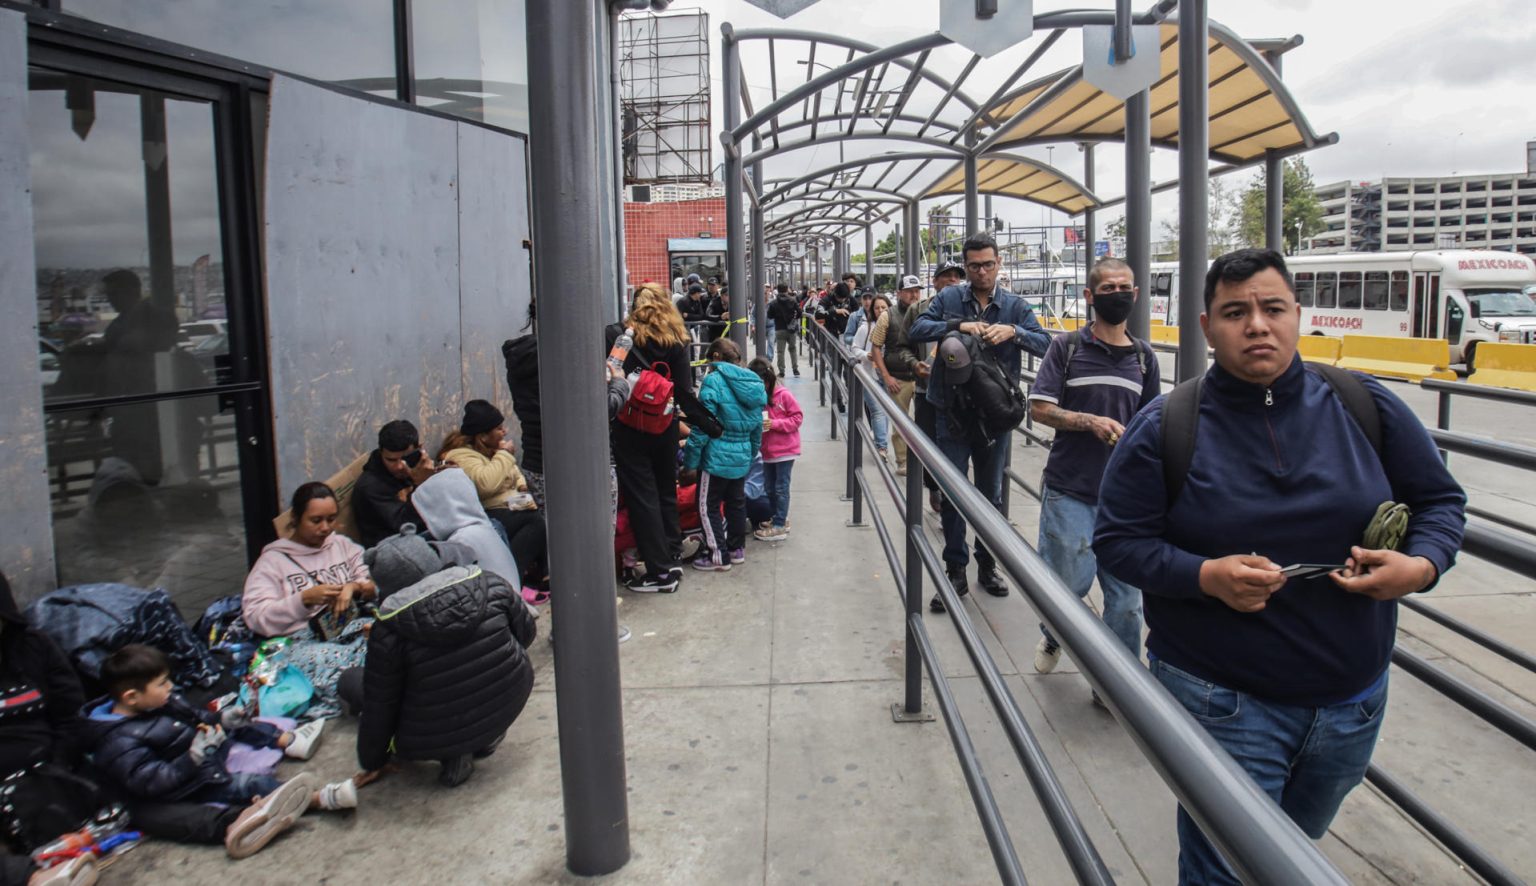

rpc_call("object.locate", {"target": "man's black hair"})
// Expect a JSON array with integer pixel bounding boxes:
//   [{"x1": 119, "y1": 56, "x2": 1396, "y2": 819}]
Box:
[
  {"x1": 961, "y1": 233, "x2": 998, "y2": 262},
  {"x1": 101, "y1": 643, "x2": 170, "y2": 699},
  {"x1": 1204, "y1": 248, "x2": 1294, "y2": 311},
  {"x1": 378, "y1": 419, "x2": 419, "y2": 452},
  {"x1": 775, "y1": 283, "x2": 788, "y2": 295},
  {"x1": 842, "y1": 272, "x2": 861, "y2": 286}
]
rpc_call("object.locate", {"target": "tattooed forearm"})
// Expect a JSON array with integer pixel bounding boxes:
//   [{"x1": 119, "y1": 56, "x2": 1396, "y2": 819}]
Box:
[{"x1": 1031, "y1": 401, "x2": 1092, "y2": 432}]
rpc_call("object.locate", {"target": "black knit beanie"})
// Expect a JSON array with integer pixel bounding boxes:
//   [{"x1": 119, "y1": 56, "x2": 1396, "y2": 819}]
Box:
[{"x1": 460, "y1": 399, "x2": 504, "y2": 437}]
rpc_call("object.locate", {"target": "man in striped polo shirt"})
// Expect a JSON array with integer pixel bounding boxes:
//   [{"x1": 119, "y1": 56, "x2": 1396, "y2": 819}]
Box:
[{"x1": 1027, "y1": 258, "x2": 1161, "y2": 703}]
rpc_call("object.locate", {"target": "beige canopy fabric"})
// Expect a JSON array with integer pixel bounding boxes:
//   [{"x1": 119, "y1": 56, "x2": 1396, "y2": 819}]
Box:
[
  {"x1": 982, "y1": 23, "x2": 1326, "y2": 165},
  {"x1": 923, "y1": 154, "x2": 1098, "y2": 215}
]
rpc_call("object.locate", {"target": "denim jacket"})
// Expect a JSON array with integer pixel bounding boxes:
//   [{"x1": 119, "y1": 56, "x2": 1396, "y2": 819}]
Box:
[{"x1": 908, "y1": 282, "x2": 1051, "y2": 408}]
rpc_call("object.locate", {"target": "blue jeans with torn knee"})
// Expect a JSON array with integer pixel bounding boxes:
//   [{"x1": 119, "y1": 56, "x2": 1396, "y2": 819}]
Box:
[
  {"x1": 1036, "y1": 484, "x2": 1143, "y2": 660},
  {"x1": 1152, "y1": 658, "x2": 1389, "y2": 885}
]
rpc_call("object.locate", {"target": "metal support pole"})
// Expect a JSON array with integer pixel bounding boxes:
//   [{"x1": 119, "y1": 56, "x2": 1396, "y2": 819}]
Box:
[
  {"x1": 893, "y1": 224, "x2": 902, "y2": 277},
  {"x1": 964, "y1": 128, "x2": 980, "y2": 236},
  {"x1": 140, "y1": 96, "x2": 175, "y2": 315},
  {"x1": 844, "y1": 360, "x2": 859, "y2": 504},
  {"x1": 525, "y1": 0, "x2": 629, "y2": 874},
  {"x1": 1263, "y1": 51, "x2": 1285, "y2": 254},
  {"x1": 751, "y1": 136, "x2": 768, "y2": 358},
  {"x1": 865, "y1": 218, "x2": 875, "y2": 283},
  {"x1": 1125, "y1": 89, "x2": 1152, "y2": 338},
  {"x1": 897, "y1": 457, "x2": 927, "y2": 719},
  {"x1": 1436, "y1": 390, "x2": 1451, "y2": 463},
  {"x1": 722, "y1": 26, "x2": 748, "y2": 352},
  {"x1": 1176, "y1": 0, "x2": 1209, "y2": 384},
  {"x1": 907, "y1": 199, "x2": 922, "y2": 278},
  {"x1": 1082, "y1": 142, "x2": 1096, "y2": 296}
]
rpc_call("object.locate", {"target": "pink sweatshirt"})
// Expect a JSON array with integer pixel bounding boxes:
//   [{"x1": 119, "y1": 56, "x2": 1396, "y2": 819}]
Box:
[
  {"x1": 241, "y1": 534, "x2": 370, "y2": 638},
  {"x1": 761, "y1": 385, "x2": 803, "y2": 463}
]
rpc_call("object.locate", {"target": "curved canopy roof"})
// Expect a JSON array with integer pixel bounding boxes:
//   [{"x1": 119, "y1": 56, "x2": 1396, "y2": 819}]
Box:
[
  {"x1": 976, "y1": 21, "x2": 1331, "y2": 164},
  {"x1": 923, "y1": 153, "x2": 1098, "y2": 215}
]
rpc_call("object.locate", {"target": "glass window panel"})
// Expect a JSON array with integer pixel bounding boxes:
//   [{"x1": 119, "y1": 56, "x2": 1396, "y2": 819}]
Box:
[
  {"x1": 1364, "y1": 271, "x2": 1390, "y2": 311},
  {"x1": 1390, "y1": 271, "x2": 1410, "y2": 311},
  {"x1": 1315, "y1": 272, "x2": 1337, "y2": 308},
  {"x1": 62, "y1": 1, "x2": 394, "y2": 89},
  {"x1": 1338, "y1": 272, "x2": 1363, "y2": 310},
  {"x1": 413, "y1": 0, "x2": 529, "y2": 132},
  {"x1": 1294, "y1": 271, "x2": 1314, "y2": 308},
  {"x1": 29, "y1": 70, "x2": 228, "y2": 406},
  {"x1": 47, "y1": 394, "x2": 248, "y2": 616}
]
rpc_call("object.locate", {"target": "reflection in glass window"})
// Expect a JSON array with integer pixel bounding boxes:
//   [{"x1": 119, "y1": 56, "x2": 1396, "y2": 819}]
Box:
[
  {"x1": 47, "y1": 395, "x2": 248, "y2": 617},
  {"x1": 28, "y1": 70, "x2": 228, "y2": 407},
  {"x1": 413, "y1": 0, "x2": 529, "y2": 132},
  {"x1": 1338, "y1": 272, "x2": 1363, "y2": 310},
  {"x1": 1364, "y1": 271, "x2": 1389, "y2": 311},
  {"x1": 1390, "y1": 271, "x2": 1410, "y2": 311},
  {"x1": 1315, "y1": 272, "x2": 1337, "y2": 308},
  {"x1": 61, "y1": 0, "x2": 394, "y2": 88},
  {"x1": 1294, "y1": 271, "x2": 1314, "y2": 307}
]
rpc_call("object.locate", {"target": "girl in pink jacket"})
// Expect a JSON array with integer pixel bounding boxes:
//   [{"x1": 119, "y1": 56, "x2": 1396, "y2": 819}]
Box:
[{"x1": 748, "y1": 358, "x2": 803, "y2": 541}]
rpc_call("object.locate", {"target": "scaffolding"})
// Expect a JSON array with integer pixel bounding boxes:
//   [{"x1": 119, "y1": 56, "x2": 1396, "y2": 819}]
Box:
[{"x1": 617, "y1": 8, "x2": 712, "y2": 185}]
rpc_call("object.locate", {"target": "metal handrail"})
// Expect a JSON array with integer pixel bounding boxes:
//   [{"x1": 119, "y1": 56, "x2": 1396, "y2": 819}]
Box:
[
  {"x1": 808, "y1": 322, "x2": 1348, "y2": 885},
  {"x1": 1430, "y1": 429, "x2": 1536, "y2": 472}
]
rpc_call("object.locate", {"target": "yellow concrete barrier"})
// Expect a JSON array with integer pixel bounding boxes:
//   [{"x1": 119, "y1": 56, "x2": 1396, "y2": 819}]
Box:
[
  {"x1": 1337, "y1": 335, "x2": 1457, "y2": 381},
  {"x1": 1469, "y1": 342, "x2": 1536, "y2": 392},
  {"x1": 1295, "y1": 335, "x2": 1341, "y2": 366},
  {"x1": 1044, "y1": 316, "x2": 1083, "y2": 331},
  {"x1": 1148, "y1": 324, "x2": 1181, "y2": 345}
]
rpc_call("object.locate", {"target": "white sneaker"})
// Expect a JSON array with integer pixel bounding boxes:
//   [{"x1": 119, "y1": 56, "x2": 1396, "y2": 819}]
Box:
[
  {"x1": 1033, "y1": 637, "x2": 1062, "y2": 674},
  {"x1": 284, "y1": 720, "x2": 325, "y2": 761},
  {"x1": 316, "y1": 778, "x2": 358, "y2": 811},
  {"x1": 225, "y1": 773, "x2": 316, "y2": 859}
]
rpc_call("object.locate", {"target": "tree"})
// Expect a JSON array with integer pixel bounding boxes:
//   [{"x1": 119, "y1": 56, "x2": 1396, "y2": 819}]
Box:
[
  {"x1": 1239, "y1": 157, "x2": 1325, "y2": 252},
  {"x1": 1104, "y1": 215, "x2": 1127, "y2": 241},
  {"x1": 1154, "y1": 177, "x2": 1241, "y2": 260}
]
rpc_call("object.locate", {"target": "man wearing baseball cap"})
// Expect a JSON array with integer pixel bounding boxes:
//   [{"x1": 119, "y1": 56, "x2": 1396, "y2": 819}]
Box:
[{"x1": 870, "y1": 274, "x2": 926, "y2": 475}]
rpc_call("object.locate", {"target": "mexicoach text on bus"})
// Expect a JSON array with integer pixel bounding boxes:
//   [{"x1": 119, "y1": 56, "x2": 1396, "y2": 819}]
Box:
[
  {"x1": 1312, "y1": 315, "x2": 1364, "y2": 330},
  {"x1": 1458, "y1": 257, "x2": 1531, "y2": 271}
]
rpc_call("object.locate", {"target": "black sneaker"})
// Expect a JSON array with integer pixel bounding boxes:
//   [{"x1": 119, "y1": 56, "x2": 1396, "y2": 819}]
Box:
[
  {"x1": 626, "y1": 571, "x2": 679, "y2": 594},
  {"x1": 439, "y1": 754, "x2": 474, "y2": 787},
  {"x1": 978, "y1": 564, "x2": 1009, "y2": 597},
  {"x1": 930, "y1": 567, "x2": 969, "y2": 613}
]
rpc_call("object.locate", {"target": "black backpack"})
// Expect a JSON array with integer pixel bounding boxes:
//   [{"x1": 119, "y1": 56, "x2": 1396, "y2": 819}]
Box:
[
  {"x1": 943, "y1": 331, "x2": 1029, "y2": 446},
  {"x1": 1160, "y1": 363, "x2": 1383, "y2": 505}
]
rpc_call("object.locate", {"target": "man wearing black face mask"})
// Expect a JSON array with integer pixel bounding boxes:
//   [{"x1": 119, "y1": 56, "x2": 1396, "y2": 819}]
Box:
[{"x1": 1026, "y1": 258, "x2": 1161, "y2": 703}]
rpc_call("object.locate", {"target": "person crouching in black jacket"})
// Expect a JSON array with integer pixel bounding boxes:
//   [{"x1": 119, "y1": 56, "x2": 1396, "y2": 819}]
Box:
[{"x1": 354, "y1": 528, "x2": 536, "y2": 787}]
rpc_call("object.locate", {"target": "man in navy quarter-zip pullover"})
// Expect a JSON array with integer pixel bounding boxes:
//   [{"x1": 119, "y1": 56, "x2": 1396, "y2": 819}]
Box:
[{"x1": 1093, "y1": 248, "x2": 1465, "y2": 885}]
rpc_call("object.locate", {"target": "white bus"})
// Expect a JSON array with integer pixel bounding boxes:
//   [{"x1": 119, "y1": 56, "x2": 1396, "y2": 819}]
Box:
[{"x1": 1145, "y1": 250, "x2": 1536, "y2": 365}]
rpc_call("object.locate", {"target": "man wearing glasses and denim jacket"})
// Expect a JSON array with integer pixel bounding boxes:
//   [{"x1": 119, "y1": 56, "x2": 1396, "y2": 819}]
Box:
[
  {"x1": 910, "y1": 233, "x2": 1051, "y2": 613},
  {"x1": 1026, "y1": 258, "x2": 1161, "y2": 705}
]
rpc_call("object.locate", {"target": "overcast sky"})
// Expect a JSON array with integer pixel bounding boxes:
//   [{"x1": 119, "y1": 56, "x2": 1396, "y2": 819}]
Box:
[{"x1": 679, "y1": 0, "x2": 1536, "y2": 242}]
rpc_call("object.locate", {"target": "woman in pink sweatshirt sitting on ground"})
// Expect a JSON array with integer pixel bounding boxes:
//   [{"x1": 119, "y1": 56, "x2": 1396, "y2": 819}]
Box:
[{"x1": 241, "y1": 482, "x2": 377, "y2": 719}]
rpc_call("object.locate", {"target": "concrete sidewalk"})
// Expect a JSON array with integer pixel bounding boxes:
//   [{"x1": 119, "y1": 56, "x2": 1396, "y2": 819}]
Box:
[{"x1": 109, "y1": 365, "x2": 1535, "y2": 884}]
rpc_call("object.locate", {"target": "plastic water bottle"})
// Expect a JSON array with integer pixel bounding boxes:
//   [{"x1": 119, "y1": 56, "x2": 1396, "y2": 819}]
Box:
[{"x1": 607, "y1": 327, "x2": 635, "y2": 374}]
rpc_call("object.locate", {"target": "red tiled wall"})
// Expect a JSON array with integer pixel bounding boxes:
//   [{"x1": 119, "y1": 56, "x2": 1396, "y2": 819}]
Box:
[{"x1": 623, "y1": 197, "x2": 726, "y2": 287}]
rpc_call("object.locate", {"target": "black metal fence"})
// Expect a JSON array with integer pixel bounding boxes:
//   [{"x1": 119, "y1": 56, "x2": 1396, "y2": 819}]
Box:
[{"x1": 805, "y1": 321, "x2": 1349, "y2": 885}]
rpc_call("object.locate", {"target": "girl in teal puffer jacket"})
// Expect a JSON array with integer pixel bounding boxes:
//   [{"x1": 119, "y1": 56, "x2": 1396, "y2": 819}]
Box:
[{"x1": 683, "y1": 339, "x2": 767, "y2": 571}]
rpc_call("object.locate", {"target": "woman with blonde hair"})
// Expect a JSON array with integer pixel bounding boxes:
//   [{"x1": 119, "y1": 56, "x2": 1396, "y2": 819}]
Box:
[{"x1": 607, "y1": 282, "x2": 696, "y2": 594}]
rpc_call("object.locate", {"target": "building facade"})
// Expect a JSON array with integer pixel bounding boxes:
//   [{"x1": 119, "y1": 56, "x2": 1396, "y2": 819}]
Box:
[
  {"x1": 0, "y1": 1, "x2": 634, "y2": 607},
  {"x1": 1313, "y1": 159, "x2": 1536, "y2": 256},
  {"x1": 623, "y1": 196, "x2": 726, "y2": 288}
]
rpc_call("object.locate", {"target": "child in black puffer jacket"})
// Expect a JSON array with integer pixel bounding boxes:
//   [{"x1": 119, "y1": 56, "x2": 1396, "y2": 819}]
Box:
[
  {"x1": 352, "y1": 527, "x2": 536, "y2": 787},
  {"x1": 81, "y1": 645, "x2": 356, "y2": 859}
]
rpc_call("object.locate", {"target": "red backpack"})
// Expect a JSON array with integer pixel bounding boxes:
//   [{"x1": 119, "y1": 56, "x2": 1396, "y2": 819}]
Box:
[{"x1": 617, "y1": 361, "x2": 675, "y2": 433}]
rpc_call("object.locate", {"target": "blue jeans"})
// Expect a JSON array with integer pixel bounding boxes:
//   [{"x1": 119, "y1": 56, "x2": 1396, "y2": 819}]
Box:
[
  {"x1": 866, "y1": 399, "x2": 889, "y2": 451},
  {"x1": 763, "y1": 459, "x2": 794, "y2": 527},
  {"x1": 1037, "y1": 485, "x2": 1143, "y2": 659},
  {"x1": 934, "y1": 412, "x2": 1008, "y2": 569},
  {"x1": 1152, "y1": 659, "x2": 1389, "y2": 885},
  {"x1": 190, "y1": 771, "x2": 283, "y2": 806}
]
